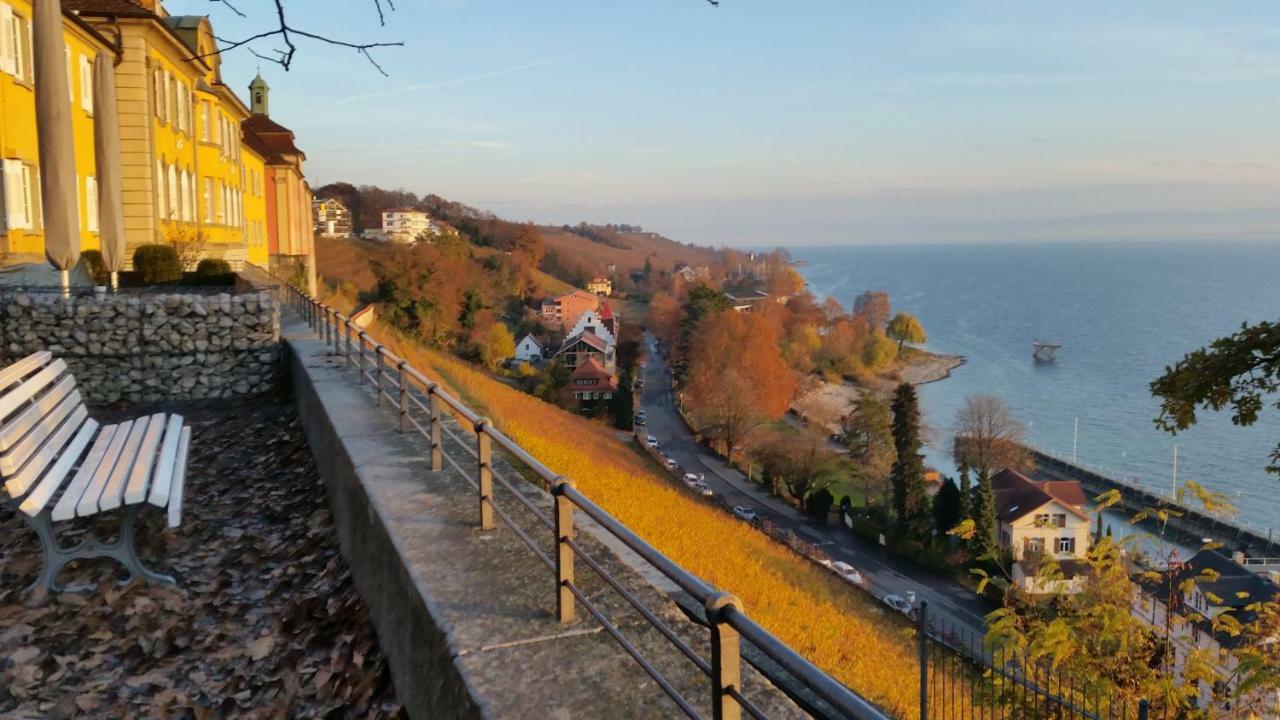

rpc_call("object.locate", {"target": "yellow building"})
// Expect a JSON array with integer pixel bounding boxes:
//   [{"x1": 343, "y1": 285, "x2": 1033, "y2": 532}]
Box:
[
  {"x1": 1, "y1": 0, "x2": 306, "y2": 272},
  {"x1": 0, "y1": 0, "x2": 117, "y2": 258}
]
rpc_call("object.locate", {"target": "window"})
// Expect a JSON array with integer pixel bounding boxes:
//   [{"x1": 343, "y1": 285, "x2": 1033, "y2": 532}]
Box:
[
  {"x1": 85, "y1": 176, "x2": 98, "y2": 232},
  {"x1": 2, "y1": 158, "x2": 35, "y2": 230},
  {"x1": 0, "y1": 4, "x2": 15, "y2": 77},
  {"x1": 1034, "y1": 513, "x2": 1050, "y2": 527},
  {"x1": 154, "y1": 68, "x2": 164, "y2": 118},
  {"x1": 1054, "y1": 513, "x2": 1067, "y2": 528},
  {"x1": 178, "y1": 170, "x2": 190, "y2": 221},
  {"x1": 79, "y1": 54, "x2": 93, "y2": 113},
  {"x1": 162, "y1": 69, "x2": 172, "y2": 123},
  {"x1": 1025, "y1": 537, "x2": 1045, "y2": 554},
  {"x1": 155, "y1": 160, "x2": 166, "y2": 219},
  {"x1": 200, "y1": 101, "x2": 211, "y2": 142},
  {"x1": 203, "y1": 178, "x2": 214, "y2": 223},
  {"x1": 1057, "y1": 537, "x2": 1075, "y2": 554},
  {"x1": 166, "y1": 164, "x2": 177, "y2": 220}
]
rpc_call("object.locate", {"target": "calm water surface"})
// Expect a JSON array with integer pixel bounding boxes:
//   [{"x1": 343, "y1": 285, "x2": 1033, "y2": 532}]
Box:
[{"x1": 795, "y1": 241, "x2": 1280, "y2": 536}]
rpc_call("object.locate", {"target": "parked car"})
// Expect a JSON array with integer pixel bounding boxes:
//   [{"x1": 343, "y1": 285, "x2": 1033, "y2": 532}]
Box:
[
  {"x1": 733, "y1": 506, "x2": 759, "y2": 523},
  {"x1": 693, "y1": 482, "x2": 714, "y2": 497},
  {"x1": 636, "y1": 409, "x2": 647, "y2": 418},
  {"x1": 645, "y1": 434, "x2": 658, "y2": 445},
  {"x1": 634, "y1": 416, "x2": 646, "y2": 426},
  {"x1": 882, "y1": 594, "x2": 913, "y2": 615},
  {"x1": 664, "y1": 457, "x2": 678, "y2": 469},
  {"x1": 830, "y1": 561, "x2": 864, "y2": 586},
  {"x1": 682, "y1": 473, "x2": 700, "y2": 484}
]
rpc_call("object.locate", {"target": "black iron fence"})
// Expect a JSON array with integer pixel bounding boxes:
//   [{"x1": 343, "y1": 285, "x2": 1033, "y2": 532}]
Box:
[{"x1": 919, "y1": 603, "x2": 1149, "y2": 720}]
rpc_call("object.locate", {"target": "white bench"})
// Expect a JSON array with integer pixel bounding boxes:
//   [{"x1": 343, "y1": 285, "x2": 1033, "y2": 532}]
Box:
[{"x1": 0, "y1": 351, "x2": 191, "y2": 597}]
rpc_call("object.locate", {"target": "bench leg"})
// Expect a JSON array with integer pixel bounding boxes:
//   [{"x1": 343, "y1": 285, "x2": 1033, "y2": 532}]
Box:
[{"x1": 18, "y1": 505, "x2": 175, "y2": 599}]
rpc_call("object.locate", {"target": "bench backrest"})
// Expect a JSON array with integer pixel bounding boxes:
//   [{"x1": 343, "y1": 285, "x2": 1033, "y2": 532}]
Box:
[{"x1": 0, "y1": 352, "x2": 89, "y2": 498}]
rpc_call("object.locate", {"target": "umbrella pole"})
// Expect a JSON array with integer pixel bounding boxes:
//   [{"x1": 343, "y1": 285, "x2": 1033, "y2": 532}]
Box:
[
  {"x1": 59, "y1": 269, "x2": 69, "y2": 298},
  {"x1": 110, "y1": 271, "x2": 118, "y2": 292}
]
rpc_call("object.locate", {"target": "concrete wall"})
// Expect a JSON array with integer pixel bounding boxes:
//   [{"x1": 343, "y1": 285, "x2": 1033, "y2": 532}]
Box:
[{"x1": 0, "y1": 289, "x2": 280, "y2": 404}]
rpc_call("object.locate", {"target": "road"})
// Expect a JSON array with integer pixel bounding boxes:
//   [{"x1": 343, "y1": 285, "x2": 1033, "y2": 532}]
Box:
[{"x1": 636, "y1": 332, "x2": 993, "y2": 639}]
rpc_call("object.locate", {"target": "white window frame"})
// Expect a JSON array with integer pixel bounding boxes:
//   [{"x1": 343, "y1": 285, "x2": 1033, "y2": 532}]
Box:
[
  {"x1": 1057, "y1": 537, "x2": 1074, "y2": 554},
  {"x1": 167, "y1": 164, "x2": 178, "y2": 220},
  {"x1": 2, "y1": 158, "x2": 32, "y2": 230},
  {"x1": 64, "y1": 45, "x2": 72, "y2": 103},
  {"x1": 156, "y1": 159, "x2": 167, "y2": 219},
  {"x1": 203, "y1": 177, "x2": 214, "y2": 223},
  {"x1": 85, "y1": 176, "x2": 98, "y2": 232},
  {"x1": 200, "y1": 100, "x2": 210, "y2": 142},
  {"x1": 79, "y1": 54, "x2": 93, "y2": 113},
  {"x1": 0, "y1": 4, "x2": 15, "y2": 76}
]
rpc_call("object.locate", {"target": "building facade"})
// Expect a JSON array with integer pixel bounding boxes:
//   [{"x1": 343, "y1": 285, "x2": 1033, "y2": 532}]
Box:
[
  {"x1": 0, "y1": 0, "x2": 311, "y2": 276},
  {"x1": 313, "y1": 197, "x2": 350, "y2": 238},
  {"x1": 993, "y1": 469, "x2": 1092, "y2": 563},
  {"x1": 0, "y1": 0, "x2": 116, "y2": 258},
  {"x1": 540, "y1": 289, "x2": 600, "y2": 331},
  {"x1": 381, "y1": 208, "x2": 431, "y2": 244},
  {"x1": 587, "y1": 277, "x2": 612, "y2": 296}
]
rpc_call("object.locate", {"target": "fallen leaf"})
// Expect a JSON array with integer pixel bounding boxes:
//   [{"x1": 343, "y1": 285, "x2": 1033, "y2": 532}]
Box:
[{"x1": 248, "y1": 634, "x2": 275, "y2": 661}]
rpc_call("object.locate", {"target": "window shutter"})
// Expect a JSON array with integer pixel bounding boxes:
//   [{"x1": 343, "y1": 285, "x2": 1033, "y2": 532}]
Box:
[
  {"x1": 162, "y1": 69, "x2": 171, "y2": 123},
  {"x1": 80, "y1": 55, "x2": 93, "y2": 113},
  {"x1": 64, "y1": 45, "x2": 71, "y2": 102},
  {"x1": 86, "y1": 176, "x2": 98, "y2": 232},
  {"x1": 3, "y1": 159, "x2": 27, "y2": 230},
  {"x1": 167, "y1": 164, "x2": 177, "y2": 219},
  {"x1": 0, "y1": 5, "x2": 14, "y2": 76}
]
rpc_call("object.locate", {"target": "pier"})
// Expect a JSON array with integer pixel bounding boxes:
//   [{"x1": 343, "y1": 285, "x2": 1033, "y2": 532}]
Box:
[{"x1": 1025, "y1": 445, "x2": 1278, "y2": 560}]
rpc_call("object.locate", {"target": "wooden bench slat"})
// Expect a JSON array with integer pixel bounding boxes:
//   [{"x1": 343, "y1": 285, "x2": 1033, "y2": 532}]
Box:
[
  {"x1": 52, "y1": 423, "x2": 119, "y2": 522},
  {"x1": 20, "y1": 419, "x2": 99, "y2": 516},
  {"x1": 0, "y1": 352, "x2": 52, "y2": 396},
  {"x1": 0, "y1": 359, "x2": 69, "y2": 426},
  {"x1": 147, "y1": 415, "x2": 185, "y2": 509},
  {"x1": 124, "y1": 414, "x2": 167, "y2": 505},
  {"x1": 3, "y1": 405, "x2": 89, "y2": 499},
  {"x1": 76, "y1": 419, "x2": 134, "y2": 517},
  {"x1": 168, "y1": 426, "x2": 191, "y2": 528},
  {"x1": 99, "y1": 417, "x2": 152, "y2": 513},
  {"x1": 0, "y1": 376, "x2": 77, "y2": 455},
  {"x1": 0, "y1": 388, "x2": 82, "y2": 476}
]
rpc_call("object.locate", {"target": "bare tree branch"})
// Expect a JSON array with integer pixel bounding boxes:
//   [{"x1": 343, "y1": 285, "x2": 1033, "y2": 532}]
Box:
[{"x1": 193, "y1": 0, "x2": 403, "y2": 76}]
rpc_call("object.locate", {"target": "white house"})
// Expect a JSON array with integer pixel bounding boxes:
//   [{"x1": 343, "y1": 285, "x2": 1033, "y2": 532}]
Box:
[
  {"x1": 381, "y1": 208, "x2": 434, "y2": 244},
  {"x1": 514, "y1": 334, "x2": 544, "y2": 364},
  {"x1": 992, "y1": 470, "x2": 1092, "y2": 593},
  {"x1": 565, "y1": 309, "x2": 616, "y2": 348}
]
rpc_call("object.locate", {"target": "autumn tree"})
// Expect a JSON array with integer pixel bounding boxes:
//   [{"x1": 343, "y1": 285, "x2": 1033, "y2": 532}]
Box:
[
  {"x1": 860, "y1": 331, "x2": 899, "y2": 372},
  {"x1": 473, "y1": 321, "x2": 515, "y2": 370},
  {"x1": 841, "y1": 393, "x2": 896, "y2": 505},
  {"x1": 766, "y1": 266, "x2": 806, "y2": 297},
  {"x1": 645, "y1": 292, "x2": 682, "y2": 345},
  {"x1": 953, "y1": 394, "x2": 1032, "y2": 477},
  {"x1": 1151, "y1": 319, "x2": 1280, "y2": 476},
  {"x1": 886, "y1": 312, "x2": 926, "y2": 350},
  {"x1": 684, "y1": 309, "x2": 797, "y2": 462},
  {"x1": 890, "y1": 383, "x2": 930, "y2": 542},
  {"x1": 757, "y1": 431, "x2": 838, "y2": 504},
  {"x1": 853, "y1": 290, "x2": 891, "y2": 331}
]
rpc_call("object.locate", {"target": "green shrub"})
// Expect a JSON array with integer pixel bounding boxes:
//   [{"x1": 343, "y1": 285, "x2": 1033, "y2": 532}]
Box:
[
  {"x1": 79, "y1": 250, "x2": 108, "y2": 285},
  {"x1": 133, "y1": 244, "x2": 183, "y2": 284},
  {"x1": 195, "y1": 258, "x2": 232, "y2": 276}
]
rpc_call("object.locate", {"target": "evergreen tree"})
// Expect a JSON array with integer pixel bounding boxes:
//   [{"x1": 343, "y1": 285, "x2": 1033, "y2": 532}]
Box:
[
  {"x1": 933, "y1": 477, "x2": 963, "y2": 537},
  {"x1": 890, "y1": 383, "x2": 929, "y2": 542},
  {"x1": 972, "y1": 468, "x2": 998, "y2": 557},
  {"x1": 958, "y1": 463, "x2": 972, "y2": 521}
]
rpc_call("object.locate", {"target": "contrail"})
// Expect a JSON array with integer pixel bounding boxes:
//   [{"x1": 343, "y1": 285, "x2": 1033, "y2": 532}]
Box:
[{"x1": 334, "y1": 60, "x2": 552, "y2": 107}]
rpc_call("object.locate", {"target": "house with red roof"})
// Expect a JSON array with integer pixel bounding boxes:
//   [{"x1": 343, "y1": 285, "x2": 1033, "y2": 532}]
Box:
[
  {"x1": 991, "y1": 469, "x2": 1093, "y2": 593},
  {"x1": 561, "y1": 357, "x2": 619, "y2": 403},
  {"x1": 555, "y1": 331, "x2": 614, "y2": 371}
]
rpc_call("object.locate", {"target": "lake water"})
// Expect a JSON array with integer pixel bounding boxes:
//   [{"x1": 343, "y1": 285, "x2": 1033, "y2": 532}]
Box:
[{"x1": 795, "y1": 240, "x2": 1280, "y2": 538}]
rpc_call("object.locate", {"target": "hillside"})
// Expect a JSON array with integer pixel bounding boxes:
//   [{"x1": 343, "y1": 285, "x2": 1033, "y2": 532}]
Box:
[{"x1": 539, "y1": 227, "x2": 721, "y2": 281}]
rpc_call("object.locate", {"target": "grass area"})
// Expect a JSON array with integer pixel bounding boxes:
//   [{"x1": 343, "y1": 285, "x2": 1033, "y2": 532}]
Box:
[{"x1": 366, "y1": 321, "x2": 923, "y2": 717}]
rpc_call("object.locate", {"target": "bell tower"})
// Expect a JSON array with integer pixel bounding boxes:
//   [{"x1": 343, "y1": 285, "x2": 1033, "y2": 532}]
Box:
[{"x1": 249, "y1": 73, "x2": 270, "y2": 116}]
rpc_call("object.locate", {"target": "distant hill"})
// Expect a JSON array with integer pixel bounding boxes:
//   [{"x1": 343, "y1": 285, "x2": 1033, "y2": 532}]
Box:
[{"x1": 539, "y1": 226, "x2": 720, "y2": 282}]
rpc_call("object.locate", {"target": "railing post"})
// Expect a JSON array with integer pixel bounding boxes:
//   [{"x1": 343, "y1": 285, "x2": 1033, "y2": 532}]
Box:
[
  {"x1": 706, "y1": 592, "x2": 743, "y2": 720},
  {"x1": 358, "y1": 332, "x2": 369, "y2": 382},
  {"x1": 475, "y1": 417, "x2": 494, "y2": 530},
  {"x1": 397, "y1": 360, "x2": 409, "y2": 433},
  {"x1": 1137, "y1": 699, "x2": 1149, "y2": 720},
  {"x1": 552, "y1": 476, "x2": 576, "y2": 624},
  {"x1": 428, "y1": 385, "x2": 443, "y2": 471},
  {"x1": 918, "y1": 601, "x2": 928, "y2": 720},
  {"x1": 345, "y1": 321, "x2": 354, "y2": 367},
  {"x1": 373, "y1": 346, "x2": 385, "y2": 405}
]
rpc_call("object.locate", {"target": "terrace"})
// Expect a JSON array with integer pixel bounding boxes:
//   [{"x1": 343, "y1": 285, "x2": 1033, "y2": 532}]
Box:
[{"x1": 0, "y1": 274, "x2": 890, "y2": 719}]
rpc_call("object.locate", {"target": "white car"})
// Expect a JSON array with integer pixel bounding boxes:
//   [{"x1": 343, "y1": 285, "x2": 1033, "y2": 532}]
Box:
[
  {"x1": 882, "y1": 594, "x2": 913, "y2": 615},
  {"x1": 830, "y1": 561, "x2": 864, "y2": 586},
  {"x1": 664, "y1": 457, "x2": 678, "y2": 469},
  {"x1": 646, "y1": 434, "x2": 658, "y2": 445},
  {"x1": 682, "y1": 473, "x2": 700, "y2": 484},
  {"x1": 733, "y1": 506, "x2": 759, "y2": 523}
]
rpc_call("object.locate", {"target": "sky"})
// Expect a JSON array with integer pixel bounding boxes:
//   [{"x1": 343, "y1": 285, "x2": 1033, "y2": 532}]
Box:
[{"x1": 173, "y1": 0, "x2": 1280, "y2": 246}]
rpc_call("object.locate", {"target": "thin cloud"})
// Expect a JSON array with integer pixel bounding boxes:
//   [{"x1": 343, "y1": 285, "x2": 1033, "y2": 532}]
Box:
[{"x1": 334, "y1": 60, "x2": 551, "y2": 107}]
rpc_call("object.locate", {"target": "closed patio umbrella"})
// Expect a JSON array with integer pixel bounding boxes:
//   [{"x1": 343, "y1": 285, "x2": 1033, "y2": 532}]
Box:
[
  {"x1": 93, "y1": 50, "x2": 125, "y2": 290},
  {"x1": 34, "y1": 0, "x2": 80, "y2": 296}
]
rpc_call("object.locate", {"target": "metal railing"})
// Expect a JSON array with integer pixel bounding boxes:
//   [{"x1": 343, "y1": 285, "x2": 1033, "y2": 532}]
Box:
[{"x1": 275, "y1": 279, "x2": 889, "y2": 720}]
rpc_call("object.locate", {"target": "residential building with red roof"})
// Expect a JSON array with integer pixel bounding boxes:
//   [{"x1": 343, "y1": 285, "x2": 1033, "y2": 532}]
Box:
[
  {"x1": 540, "y1": 290, "x2": 599, "y2": 331},
  {"x1": 992, "y1": 469, "x2": 1092, "y2": 562},
  {"x1": 560, "y1": 356, "x2": 618, "y2": 403}
]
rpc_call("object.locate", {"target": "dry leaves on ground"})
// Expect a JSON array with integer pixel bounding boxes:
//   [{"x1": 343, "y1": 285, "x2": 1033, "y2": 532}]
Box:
[{"x1": 0, "y1": 396, "x2": 405, "y2": 719}]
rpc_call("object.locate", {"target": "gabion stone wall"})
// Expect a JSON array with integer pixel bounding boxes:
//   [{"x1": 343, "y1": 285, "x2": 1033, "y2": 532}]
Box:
[{"x1": 0, "y1": 290, "x2": 281, "y2": 404}]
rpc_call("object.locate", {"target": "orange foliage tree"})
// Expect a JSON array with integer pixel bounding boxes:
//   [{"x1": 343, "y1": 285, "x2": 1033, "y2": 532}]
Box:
[{"x1": 683, "y1": 309, "x2": 797, "y2": 460}]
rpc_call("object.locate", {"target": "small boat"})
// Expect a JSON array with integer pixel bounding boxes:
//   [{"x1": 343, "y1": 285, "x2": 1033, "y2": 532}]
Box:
[{"x1": 1033, "y1": 341, "x2": 1061, "y2": 363}]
